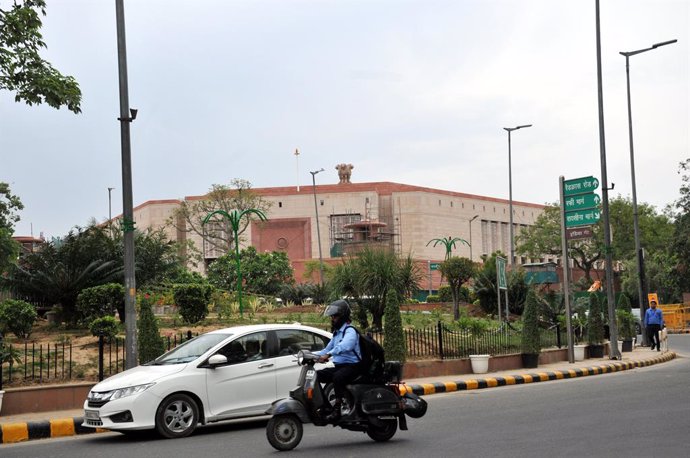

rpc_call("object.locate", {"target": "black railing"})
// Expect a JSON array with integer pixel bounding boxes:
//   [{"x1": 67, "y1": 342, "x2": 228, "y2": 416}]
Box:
[
  {"x1": 1, "y1": 331, "x2": 198, "y2": 387},
  {"x1": 1, "y1": 325, "x2": 569, "y2": 386}
]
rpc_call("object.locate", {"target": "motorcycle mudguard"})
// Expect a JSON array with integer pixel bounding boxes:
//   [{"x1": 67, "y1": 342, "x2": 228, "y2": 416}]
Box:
[{"x1": 265, "y1": 398, "x2": 312, "y2": 424}]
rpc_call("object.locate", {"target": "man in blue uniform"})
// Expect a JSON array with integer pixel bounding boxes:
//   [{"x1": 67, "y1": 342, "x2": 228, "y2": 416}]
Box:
[{"x1": 644, "y1": 300, "x2": 664, "y2": 351}]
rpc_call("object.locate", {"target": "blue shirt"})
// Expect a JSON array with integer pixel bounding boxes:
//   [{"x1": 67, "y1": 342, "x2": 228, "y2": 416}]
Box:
[
  {"x1": 316, "y1": 323, "x2": 361, "y2": 365},
  {"x1": 644, "y1": 308, "x2": 664, "y2": 326}
]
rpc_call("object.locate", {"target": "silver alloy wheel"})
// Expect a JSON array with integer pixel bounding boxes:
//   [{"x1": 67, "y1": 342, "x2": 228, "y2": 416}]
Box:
[{"x1": 155, "y1": 393, "x2": 199, "y2": 438}]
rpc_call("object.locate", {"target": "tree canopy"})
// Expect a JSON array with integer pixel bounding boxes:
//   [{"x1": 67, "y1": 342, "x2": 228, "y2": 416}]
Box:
[
  {"x1": 439, "y1": 256, "x2": 474, "y2": 320},
  {"x1": 0, "y1": 182, "x2": 23, "y2": 273},
  {"x1": 0, "y1": 0, "x2": 81, "y2": 112},
  {"x1": 207, "y1": 246, "x2": 294, "y2": 296},
  {"x1": 169, "y1": 179, "x2": 272, "y2": 256}
]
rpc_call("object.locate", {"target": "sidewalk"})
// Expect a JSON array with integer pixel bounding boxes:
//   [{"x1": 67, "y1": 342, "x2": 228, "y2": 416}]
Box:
[{"x1": 0, "y1": 347, "x2": 677, "y2": 444}]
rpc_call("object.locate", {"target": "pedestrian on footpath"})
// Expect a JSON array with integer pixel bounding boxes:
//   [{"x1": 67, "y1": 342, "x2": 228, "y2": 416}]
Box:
[{"x1": 644, "y1": 300, "x2": 664, "y2": 351}]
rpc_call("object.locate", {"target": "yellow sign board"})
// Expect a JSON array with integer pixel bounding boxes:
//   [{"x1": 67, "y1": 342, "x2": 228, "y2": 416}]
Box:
[{"x1": 647, "y1": 293, "x2": 659, "y2": 306}]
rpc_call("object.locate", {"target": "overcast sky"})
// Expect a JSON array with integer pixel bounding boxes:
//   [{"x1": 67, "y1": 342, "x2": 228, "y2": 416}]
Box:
[{"x1": 2, "y1": 0, "x2": 688, "y2": 239}]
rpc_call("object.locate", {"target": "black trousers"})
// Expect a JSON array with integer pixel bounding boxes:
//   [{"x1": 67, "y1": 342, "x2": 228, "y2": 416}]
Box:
[
  {"x1": 647, "y1": 324, "x2": 661, "y2": 349},
  {"x1": 318, "y1": 363, "x2": 360, "y2": 402}
]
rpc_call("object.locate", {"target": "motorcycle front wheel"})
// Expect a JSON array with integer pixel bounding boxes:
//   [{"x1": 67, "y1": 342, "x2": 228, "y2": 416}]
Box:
[
  {"x1": 366, "y1": 419, "x2": 397, "y2": 442},
  {"x1": 266, "y1": 414, "x2": 303, "y2": 451}
]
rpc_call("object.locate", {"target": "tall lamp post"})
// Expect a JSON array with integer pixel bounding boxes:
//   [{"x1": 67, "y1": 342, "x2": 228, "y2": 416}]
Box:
[
  {"x1": 620, "y1": 39, "x2": 677, "y2": 344},
  {"x1": 468, "y1": 214, "x2": 479, "y2": 261},
  {"x1": 310, "y1": 168, "x2": 325, "y2": 285},
  {"x1": 503, "y1": 124, "x2": 532, "y2": 267}
]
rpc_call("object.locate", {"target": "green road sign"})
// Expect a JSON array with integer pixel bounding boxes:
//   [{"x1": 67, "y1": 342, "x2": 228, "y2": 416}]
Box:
[
  {"x1": 563, "y1": 176, "x2": 600, "y2": 196},
  {"x1": 565, "y1": 193, "x2": 601, "y2": 211},
  {"x1": 496, "y1": 257, "x2": 507, "y2": 290},
  {"x1": 565, "y1": 208, "x2": 601, "y2": 228},
  {"x1": 430, "y1": 263, "x2": 440, "y2": 271}
]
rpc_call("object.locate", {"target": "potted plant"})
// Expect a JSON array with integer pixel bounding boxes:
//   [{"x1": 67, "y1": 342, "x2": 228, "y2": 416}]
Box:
[
  {"x1": 571, "y1": 304, "x2": 588, "y2": 361},
  {"x1": 587, "y1": 294, "x2": 605, "y2": 358},
  {"x1": 521, "y1": 289, "x2": 540, "y2": 369},
  {"x1": 459, "y1": 316, "x2": 491, "y2": 373},
  {"x1": 616, "y1": 309, "x2": 636, "y2": 352}
]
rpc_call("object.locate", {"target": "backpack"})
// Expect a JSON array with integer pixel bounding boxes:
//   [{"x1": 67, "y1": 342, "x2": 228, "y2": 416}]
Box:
[{"x1": 345, "y1": 326, "x2": 385, "y2": 383}]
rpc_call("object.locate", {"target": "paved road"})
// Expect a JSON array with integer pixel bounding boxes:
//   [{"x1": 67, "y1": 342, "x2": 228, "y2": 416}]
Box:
[{"x1": 3, "y1": 335, "x2": 689, "y2": 458}]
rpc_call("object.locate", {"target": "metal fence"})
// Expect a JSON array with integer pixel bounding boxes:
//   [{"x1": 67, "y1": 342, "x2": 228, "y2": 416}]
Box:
[
  {"x1": 370, "y1": 322, "x2": 565, "y2": 360},
  {"x1": 1, "y1": 325, "x2": 565, "y2": 387},
  {"x1": 0, "y1": 331, "x2": 198, "y2": 389}
]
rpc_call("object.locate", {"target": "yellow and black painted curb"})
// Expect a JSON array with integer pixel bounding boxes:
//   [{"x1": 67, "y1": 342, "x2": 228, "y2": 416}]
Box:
[
  {"x1": 0, "y1": 417, "x2": 105, "y2": 444},
  {"x1": 400, "y1": 351, "x2": 676, "y2": 397}
]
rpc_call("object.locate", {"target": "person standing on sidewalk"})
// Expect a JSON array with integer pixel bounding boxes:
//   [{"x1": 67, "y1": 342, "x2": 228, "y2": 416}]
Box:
[{"x1": 644, "y1": 300, "x2": 664, "y2": 351}]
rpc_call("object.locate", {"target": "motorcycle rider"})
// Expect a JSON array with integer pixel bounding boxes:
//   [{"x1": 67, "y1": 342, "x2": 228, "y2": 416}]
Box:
[{"x1": 314, "y1": 299, "x2": 362, "y2": 422}]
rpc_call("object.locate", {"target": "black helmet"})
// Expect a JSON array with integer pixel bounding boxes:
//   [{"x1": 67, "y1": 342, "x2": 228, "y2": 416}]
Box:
[{"x1": 324, "y1": 299, "x2": 351, "y2": 322}]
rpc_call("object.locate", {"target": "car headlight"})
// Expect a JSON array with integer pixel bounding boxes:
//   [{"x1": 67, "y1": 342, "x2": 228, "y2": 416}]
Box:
[{"x1": 90, "y1": 383, "x2": 155, "y2": 402}]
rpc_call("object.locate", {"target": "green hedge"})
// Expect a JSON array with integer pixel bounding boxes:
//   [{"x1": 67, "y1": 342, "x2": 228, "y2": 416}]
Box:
[{"x1": 173, "y1": 283, "x2": 213, "y2": 324}]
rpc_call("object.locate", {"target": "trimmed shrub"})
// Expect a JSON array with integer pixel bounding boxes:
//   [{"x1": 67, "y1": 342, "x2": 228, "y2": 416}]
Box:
[
  {"x1": 616, "y1": 309, "x2": 636, "y2": 341},
  {"x1": 137, "y1": 295, "x2": 166, "y2": 364},
  {"x1": 77, "y1": 283, "x2": 125, "y2": 325},
  {"x1": 587, "y1": 293, "x2": 605, "y2": 345},
  {"x1": 173, "y1": 283, "x2": 213, "y2": 324},
  {"x1": 383, "y1": 290, "x2": 406, "y2": 363},
  {"x1": 617, "y1": 293, "x2": 632, "y2": 313},
  {"x1": 426, "y1": 294, "x2": 440, "y2": 303},
  {"x1": 89, "y1": 316, "x2": 121, "y2": 342},
  {"x1": 0, "y1": 299, "x2": 37, "y2": 339},
  {"x1": 521, "y1": 289, "x2": 540, "y2": 355}
]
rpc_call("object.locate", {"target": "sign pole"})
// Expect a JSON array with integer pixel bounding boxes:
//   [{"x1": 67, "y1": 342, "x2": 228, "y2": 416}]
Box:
[
  {"x1": 496, "y1": 261, "x2": 502, "y2": 321},
  {"x1": 560, "y1": 176, "x2": 575, "y2": 363}
]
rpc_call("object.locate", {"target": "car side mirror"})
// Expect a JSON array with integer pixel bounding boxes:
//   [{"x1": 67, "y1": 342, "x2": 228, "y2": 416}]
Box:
[{"x1": 207, "y1": 354, "x2": 228, "y2": 368}]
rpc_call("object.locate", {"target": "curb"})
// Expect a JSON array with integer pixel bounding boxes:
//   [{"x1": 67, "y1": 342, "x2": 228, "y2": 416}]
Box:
[
  {"x1": 1, "y1": 352, "x2": 677, "y2": 444},
  {"x1": 0, "y1": 417, "x2": 102, "y2": 444},
  {"x1": 400, "y1": 351, "x2": 677, "y2": 396}
]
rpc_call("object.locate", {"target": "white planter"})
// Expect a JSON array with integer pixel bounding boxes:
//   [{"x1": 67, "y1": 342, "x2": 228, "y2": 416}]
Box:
[
  {"x1": 469, "y1": 354, "x2": 490, "y2": 374},
  {"x1": 574, "y1": 344, "x2": 587, "y2": 361}
]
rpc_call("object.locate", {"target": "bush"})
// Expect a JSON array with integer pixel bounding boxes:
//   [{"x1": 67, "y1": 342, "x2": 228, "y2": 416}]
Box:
[
  {"x1": 89, "y1": 316, "x2": 121, "y2": 341},
  {"x1": 0, "y1": 299, "x2": 37, "y2": 339},
  {"x1": 426, "y1": 294, "x2": 440, "y2": 303},
  {"x1": 77, "y1": 283, "x2": 125, "y2": 325},
  {"x1": 587, "y1": 293, "x2": 605, "y2": 345},
  {"x1": 521, "y1": 289, "x2": 540, "y2": 355},
  {"x1": 617, "y1": 293, "x2": 632, "y2": 313},
  {"x1": 138, "y1": 295, "x2": 166, "y2": 364},
  {"x1": 616, "y1": 309, "x2": 636, "y2": 341},
  {"x1": 173, "y1": 283, "x2": 213, "y2": 324},
  {"x1": 438, "y1": 286, "x2": 452, "y2": 302},
  {"x1": 383, "y1": 290, "x2": 406, "y2": 363}
]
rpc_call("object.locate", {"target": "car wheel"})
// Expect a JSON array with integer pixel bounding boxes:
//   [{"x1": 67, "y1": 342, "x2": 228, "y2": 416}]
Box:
[
  {"x1": 266, "y1": 414, "x2": 303, "y2": 451},
  {"x1": 155, "y1": 393, "x2": 199, "y2": 439}
]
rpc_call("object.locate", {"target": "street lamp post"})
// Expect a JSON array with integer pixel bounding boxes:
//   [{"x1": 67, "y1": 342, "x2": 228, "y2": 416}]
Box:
[
  {"x1": 468, "y1": 215, "x2": 479, "y2": 261},
  {"x1": 503, "y1": 124, "x2": 532, "y2": 267},
  {"x1": 310, "y1": 168, "x2": 325, "y2": 285},
  {"x1": 620, "y1": 39, "x2": 677, "y2": 344}
]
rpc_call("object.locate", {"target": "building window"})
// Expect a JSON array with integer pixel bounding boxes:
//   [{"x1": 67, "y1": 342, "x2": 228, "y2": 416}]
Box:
[
  {"x1": 278, "y1": 202, "x2": 282, "y2": 208},
  {"x1": 473, "y1": 204, "x2": 475, "y2": 210},
  {"x1": 439, "y1": 200, "x2": 442, "y2": 206},
  {"x1": 462, "y1": 203, "x2": 465, "y2": 208},
  {"x1": 451, "y1": 201, "x2": 454, "y2": 207},
  {"x1": 320, "y1": 200, "x2": 324, "y2": 206}
]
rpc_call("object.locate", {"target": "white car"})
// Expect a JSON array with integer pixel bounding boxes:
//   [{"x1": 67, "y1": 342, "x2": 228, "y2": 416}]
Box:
[{"x1": 83, "y1": 323, "x2": 331, "y2": 438}]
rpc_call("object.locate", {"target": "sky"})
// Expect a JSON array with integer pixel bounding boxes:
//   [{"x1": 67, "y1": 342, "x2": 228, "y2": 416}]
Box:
[{"x1": 1, "y1": 0, "x2": 688, "y2": 239}]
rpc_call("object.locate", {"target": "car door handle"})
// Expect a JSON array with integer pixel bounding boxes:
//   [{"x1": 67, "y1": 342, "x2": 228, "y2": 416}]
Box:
[{"x1": 258, "y1": 363, "x2": 274, "y2": 369}]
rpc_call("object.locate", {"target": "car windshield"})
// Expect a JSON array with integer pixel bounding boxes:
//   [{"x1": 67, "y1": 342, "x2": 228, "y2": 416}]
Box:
[{"x1": 151, "y1": 333, "x2": 232, "y2": 365}]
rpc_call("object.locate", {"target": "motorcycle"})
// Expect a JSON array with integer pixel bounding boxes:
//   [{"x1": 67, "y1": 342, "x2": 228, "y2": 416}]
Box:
[{"x1": 265, "y1": 350, "x2": 427, "y2": 451}]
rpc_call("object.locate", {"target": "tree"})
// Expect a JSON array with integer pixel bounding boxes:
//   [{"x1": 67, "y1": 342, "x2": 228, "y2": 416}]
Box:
[
  {"x1": 587, "y1": 293, "x2": 605, "y2": 345},
  {"x1": 383, "y1": 289, "x2": 406, "y2": 363},
  {"x1": 137, "y1": 295, "x2": 165, "y2": 364},
  {"x1": 207, "y1": 246, "x2": 294, "y2": 296},
  {"x1": 169, "y1": 179, "x2": 272, "y2": 255},
  {"x1": 473, "y1": 252, "x2": 528, "y2": 317},
  {"x1": 0, "y1": 1, "x2": 81, "y2": 112},
  {"x1": 439, "y1": 256, "x2": 474, "y2": 320},
  {"x1": 426, "y1": 236, "x2": 469, "y2": 260},
  {"x1": 515, "y1": 205, "x2": 603, "y2": 283},
  {"x1": 521, "y1": 289, "x2": 540, "y2": 355},
  {"x1": 330, "y1": 247, "x2": 422, "y2": 331},
  {"x1": 0, "y1": 182, "x2": 23, "y2": 273},
  {"x1": 670, "y1": 158, "x2": 690, "y2": 293},
  {"x1": 608, "y1": 196, "x2": 673, "y2": 260}
]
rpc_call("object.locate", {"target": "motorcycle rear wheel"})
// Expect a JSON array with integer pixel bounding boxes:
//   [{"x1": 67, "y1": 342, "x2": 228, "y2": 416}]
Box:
[
  {"x1": 366, "y1": 419, "x2": 397, "y2": 442},
  {"x1": 266, "y1": 414, "x2": 303, "y2": 451}
]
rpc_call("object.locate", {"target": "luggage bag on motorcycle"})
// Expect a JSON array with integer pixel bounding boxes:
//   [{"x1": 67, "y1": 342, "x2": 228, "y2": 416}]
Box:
[{"x1": 360, "y1": 387, "x2": 403, "y2": 415}]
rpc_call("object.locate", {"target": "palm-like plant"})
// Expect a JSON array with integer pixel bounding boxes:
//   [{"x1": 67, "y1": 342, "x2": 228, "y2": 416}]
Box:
[
  {"x1": 427, "y1": 236, "x2": 469, "y2": 260},
  {"x1": 203, "y1": 208, "x2": 267, "y2": 316}
]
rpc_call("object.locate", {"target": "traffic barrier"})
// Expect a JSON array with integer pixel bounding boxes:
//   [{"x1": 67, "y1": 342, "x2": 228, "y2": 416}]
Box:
[{"x1": 660, "y1": 304, "x2": 690, "y2": 332}]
